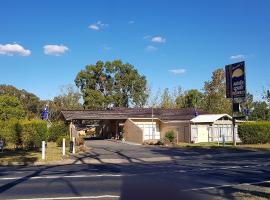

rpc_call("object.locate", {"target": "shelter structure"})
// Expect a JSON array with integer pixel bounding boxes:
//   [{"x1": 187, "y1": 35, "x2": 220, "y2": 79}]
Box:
[{"x1": 61, "y1": 108, "x2": 240, "y2": 144}]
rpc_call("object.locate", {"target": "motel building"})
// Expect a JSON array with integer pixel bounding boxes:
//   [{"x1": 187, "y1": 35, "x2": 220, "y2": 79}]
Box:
[{"x1": 61, "y1": 108, "x2": 240, "y2": 144}]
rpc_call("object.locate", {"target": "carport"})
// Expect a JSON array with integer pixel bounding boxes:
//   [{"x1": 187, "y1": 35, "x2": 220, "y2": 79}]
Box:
[{"x1": 61, "y1": 108, "x2": 208, "y2": 144}]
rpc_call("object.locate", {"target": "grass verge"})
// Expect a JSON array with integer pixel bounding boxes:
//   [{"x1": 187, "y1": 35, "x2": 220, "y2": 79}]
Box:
[
  {"x1": 176, "y1": 142, "x2": 270, "y2": 151},
  {"x1": 0, "y1": 142, "x2": 70, "y2": 165}
]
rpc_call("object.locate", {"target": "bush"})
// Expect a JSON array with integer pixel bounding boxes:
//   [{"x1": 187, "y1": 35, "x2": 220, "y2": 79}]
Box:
[
  {"x1": 56, "y1": 137, "x2": 70, "y2": 147},
  {"x1": 21, "y1": 120, "x2": 48, "y2": 149},
  {"x1": 47, "y1": 121, "x2": 68, "y2": 142},
  {"x1": 165, "y1": 130, "x2": 175, "y2": 143},
  {"x1": 238, "y1": 121, "x2": 270, "y2": 144},
  {"x1": 0, "y1": 119, "x2": 22, "y2": 148}
]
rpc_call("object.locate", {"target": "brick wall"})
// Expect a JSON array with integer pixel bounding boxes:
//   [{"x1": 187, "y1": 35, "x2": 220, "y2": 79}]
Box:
[
  {"x1": 123, "y1": 119, "x2": 143, "y2": 144},
  {"x1": 160, "y1": 122, "x2": 190, "y2": 143}
]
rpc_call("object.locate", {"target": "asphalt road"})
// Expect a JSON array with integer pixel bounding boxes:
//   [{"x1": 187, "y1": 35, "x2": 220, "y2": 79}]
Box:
[{"x1": 1, "y1": 141, "x2": 270, "y2": 200}]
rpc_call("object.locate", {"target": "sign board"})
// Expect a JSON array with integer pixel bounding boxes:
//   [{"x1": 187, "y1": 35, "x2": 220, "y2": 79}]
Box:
[
  {"x1": 0, "y1": 140, "x2": 3, "y2": 149},
  {"x1": 41, "y1": 105, "x2": 49, "y2": 120},
  {"x1": 225, "y1": 61, "x2": 246, "y2": 102}
]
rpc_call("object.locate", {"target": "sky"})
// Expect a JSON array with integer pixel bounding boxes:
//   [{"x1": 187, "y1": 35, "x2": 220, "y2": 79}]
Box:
[{"x1": 0, "y1": 0, "x2": 270, "y2": 100}]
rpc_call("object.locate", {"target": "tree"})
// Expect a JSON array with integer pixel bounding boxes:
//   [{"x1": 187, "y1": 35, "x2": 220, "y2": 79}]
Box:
[
  {"x1": 183, "y1": 89, "x2": 204, "y2": 109},
  {"x1": 44, "y1": 85, "x2": 82, "y2": 121},
  {"x1": 0, "y1": 84, "x2": 41, "y2": 119},
  {"x1": 250, "y1": 101, "x2": 270, "y2": 121},
  {"x1": 203, "y1": 68, "x2": 231, "y2": 114},
  {"x1": 160, "y1": 88, "x2": 174, "y2": 109},
  {"x1": 75, "y1": 60, "x2": 148, "y2": 109},
  {"x1": 0, "y1": 95, "x2": 26, "y2": 121}
]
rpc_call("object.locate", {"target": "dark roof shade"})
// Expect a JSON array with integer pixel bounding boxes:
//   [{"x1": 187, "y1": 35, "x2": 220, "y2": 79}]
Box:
[{"x1": 61, "y1": 108, "x2": 207, "y2": 121}]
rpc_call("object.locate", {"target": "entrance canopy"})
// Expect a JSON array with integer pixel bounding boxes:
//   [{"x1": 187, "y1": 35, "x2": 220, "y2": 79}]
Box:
[{"x1": 190, "y1": 114, "x2": 232, "y2": 123}]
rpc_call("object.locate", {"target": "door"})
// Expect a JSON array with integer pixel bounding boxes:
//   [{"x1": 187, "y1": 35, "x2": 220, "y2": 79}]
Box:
[{"x1": 197, "y1": 125, "x2": 209, "y2": 143}]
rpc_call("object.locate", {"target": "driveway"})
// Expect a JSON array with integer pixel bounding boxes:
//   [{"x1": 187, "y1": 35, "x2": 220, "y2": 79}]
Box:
[{"x1": 71, "y1": 139, "x2": 263, "y2": 164}]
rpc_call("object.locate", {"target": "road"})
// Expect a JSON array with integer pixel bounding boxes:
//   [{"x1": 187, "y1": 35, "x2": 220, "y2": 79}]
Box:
[{"x1": 0, "y1": 140, "x2": 270, "y2": 200}]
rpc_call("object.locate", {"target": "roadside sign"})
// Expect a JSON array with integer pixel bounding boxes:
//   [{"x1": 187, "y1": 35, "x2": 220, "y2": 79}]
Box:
[
  {"x1": 0, "y1": 140, "x2": 4, "y2": 151},
  {"x1": 225, "y1": 61, "x2": 246, "y2": 102}
]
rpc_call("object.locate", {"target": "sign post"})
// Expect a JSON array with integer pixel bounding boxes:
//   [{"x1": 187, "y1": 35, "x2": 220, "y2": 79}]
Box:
[
  {"x1": 42, "y1": 141, "x2": 46, "y2": 160},
  {"x1": 225, "y1": 61, "x2": 246, "y2": 146}
]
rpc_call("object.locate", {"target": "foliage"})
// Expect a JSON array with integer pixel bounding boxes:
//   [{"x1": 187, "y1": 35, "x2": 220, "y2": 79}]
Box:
[
  {"x1": 49, "y1": 85, "x2": 82, "y2": 121},
  {"x1": 176, "y1": 89, "x2": 204, "y2": 109},
  {"x1": 0, "y1": 84, "x2": 41, "y2": 119},
  {"x1": 75, "y1": 60, "x2": 148, "y2": 109},
  {"x1": 165, "y1": 130, "x2": 175, "y2": 143},
  {"x1": 203, "y1": 68, "x2": 231, "y2": 114},
  {"x1": 249, "y1": 101, "x2": 270, "y2": 121},
  {"x1": 21, "y1": 120, "x2": 47, "y2": 149},
  {"x1": 238, "y1": 122, "x2": 270, "y2": 144},
  {"x1": 160, "y1": 88, "x2": 174, "y2": 108},
  {"x1": 0, "y1": 119, "x2": 22, "y2": 148},
  {"x1": 0, "y1": 95, "x2": 26, "y2": 121},
  {"x1": 56, "y1": 136, "x2": 70, "y2": 147},
  {"x1": 47, "y1": 121, "x2": 69, "y2": 142}
]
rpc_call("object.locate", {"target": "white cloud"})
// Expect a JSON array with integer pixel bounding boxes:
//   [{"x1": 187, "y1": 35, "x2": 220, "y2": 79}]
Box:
[
  {"x1": 151, "y1": 36, "x2": 166, "y2": 43},
  {"x1": 143, "y1": 35, "x2": 151, "y2": 40},
  {"x1": 43, "y1": 44, "x2": 69, "y2": 56},
  {"x1": 89, "y1": 24, "x2": 99, "y2": 30},
  {"x1": 230, "y1": 54, "x2": 246, "y2": 60},
  {"x1": 146, "y1": 45, "x2": 158, "y2": 52},
  {"x1": 169, "y1": 68, "x2": 186, "y2": 75},
  {"x1": 103, "y1": 45, "x2": 112, "y2": 51},
  {"x1": 88, "y1": 21, "x2": 108, "y2": 31},
  {"x1": 0, "y1": 43, "x2": 31, "y2": 56},
  {"x1": 128, "y1": 20, "x2": 135, "y2": 24}
]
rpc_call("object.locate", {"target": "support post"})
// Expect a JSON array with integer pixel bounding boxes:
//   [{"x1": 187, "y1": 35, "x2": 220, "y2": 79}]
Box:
[
  {"x1": 72, "y1": 137, "x2": 75, "y2": 154},
  {"x1": 232, "y1": 117, "x2": 236, "y2": 146},
  {"x1": 232, "y1": 100, "x2": 236, "y2": 146},
  {"x1": 62, "y1": 138, "x2": 66, "y2": 156},
  {"x1": 42, "y1": 141, "x2": 45, "y2": 160}
]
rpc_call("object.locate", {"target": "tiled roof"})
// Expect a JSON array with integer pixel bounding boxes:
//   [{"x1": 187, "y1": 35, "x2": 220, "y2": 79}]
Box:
[{"x1": 61, "y1": 108, "x2": 207, "y2": 121}]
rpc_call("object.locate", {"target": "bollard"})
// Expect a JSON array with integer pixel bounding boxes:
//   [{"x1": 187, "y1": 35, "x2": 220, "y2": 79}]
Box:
[
  {"x1": 42, "y1": 141, "x2": 45, "y2": 160},
  {"x1": 72, "y1": 137, "x2": 75, "y2": 154},
  {"x1": 63, "y1": 138, "x2": 66, "y2": 156}
]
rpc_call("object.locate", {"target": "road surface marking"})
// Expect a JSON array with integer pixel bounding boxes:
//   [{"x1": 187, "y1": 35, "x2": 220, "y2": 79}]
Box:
[
  {"x1": 8, "y1": 195, "x2": 120, "y2": 200},
  {"x1": 0, "y1": 174, "x2": 123, "y2": 180},
  {"x1": 182, "y1": 180, "x2": 270, "y2": 191}
]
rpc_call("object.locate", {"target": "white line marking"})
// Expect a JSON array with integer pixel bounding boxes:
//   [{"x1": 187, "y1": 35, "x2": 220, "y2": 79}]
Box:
[
  {"x1": 0, "y1": 174, "x2": 122, "y2": 180},
  {"x1": 182, "y1": 180, "x2": 270, "y2": 191},
  {"x1": 8, "y1": 195, "x2": 120, "y2": 200}
]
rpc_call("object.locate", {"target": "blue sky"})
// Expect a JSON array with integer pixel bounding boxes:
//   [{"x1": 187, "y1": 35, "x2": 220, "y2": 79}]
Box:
[{"x1": 0, "y1": 0, "x2": 269, "y2": 100}]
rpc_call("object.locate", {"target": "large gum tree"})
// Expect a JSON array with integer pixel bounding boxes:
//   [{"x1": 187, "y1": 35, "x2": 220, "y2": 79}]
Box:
[{"x1": 75, "y1": 60, "x2": 148, "y2": 109}]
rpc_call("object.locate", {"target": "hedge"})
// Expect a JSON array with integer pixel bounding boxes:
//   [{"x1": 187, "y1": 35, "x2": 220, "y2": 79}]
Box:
[
  {"x1": 0, "y1": 119, "x2": 22, "y2": 148},
  {"x1": 238, "y1": 121, "x2": 270, "y2": 144},
  {"x1": 47, "y1": 121, "x2": 68, "y2": 142},
  {"x1": 21, "y1": 120, "x2": 48, "y2": 149}
]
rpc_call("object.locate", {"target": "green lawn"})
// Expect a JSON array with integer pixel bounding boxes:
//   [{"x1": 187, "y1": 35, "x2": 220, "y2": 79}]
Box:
[
  {"x1": 176, "y1": 142, "x2": 270, "y2": 150},
  {"x1": 0, "y1": 142, "x2": 70, "y2": 165}
]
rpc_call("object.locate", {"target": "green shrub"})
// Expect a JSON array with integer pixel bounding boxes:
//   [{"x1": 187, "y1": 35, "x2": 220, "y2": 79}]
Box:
[
  {"x1": 238, "y1": 121, "x2": 270, "y2": 144},
  {"x1": 21, "y1": 120, "x2": 48, "y2": 149},
  {"x1": 56, "y1": 137, "x2": 70, "y2": 147},
  {"x1": 165, "y1": 130, "x2": 175, "y2": 143},
  {"x1": 47, "y1": 121, "x2": 68, "y2": 142},
  {"x1": 0, "y1": 119, "x2": 22, "y2": 148}
]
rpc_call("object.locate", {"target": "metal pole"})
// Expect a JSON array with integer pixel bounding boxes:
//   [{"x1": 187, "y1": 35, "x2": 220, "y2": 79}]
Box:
[
  {"x1": 152, "y1": 107, "x2": 154, "y2": 140},
  {"x1": 232, "y1": 100, "x2": 236, "y2": 146},
  {"x1": 42, "y1": 141, "x2": 45, "y2": 160},
  {"x1": 233, "y1": 117, "x2": 236, "y2": 146},
  {"x1": 63, "y1": 138, "x2": 66, "y2": 156}
]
